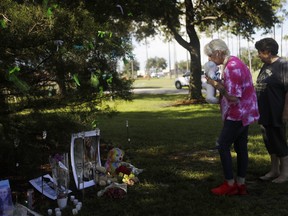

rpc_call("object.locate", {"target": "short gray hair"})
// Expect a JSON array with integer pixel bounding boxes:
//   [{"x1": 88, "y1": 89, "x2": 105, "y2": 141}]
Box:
[{"x1": 204, "y1": 39, "x2": 230, "y2": 57}]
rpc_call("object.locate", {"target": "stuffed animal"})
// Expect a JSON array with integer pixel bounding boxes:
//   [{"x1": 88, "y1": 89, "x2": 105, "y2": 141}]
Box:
[
  {"x1": 104, "y1": 147, "x2": 143, "y2": 179},
  {"x1": 202, "y1": 61, "x2": 221, "y2": 104},
  {"x1": 105, "y1": 147, "x2": 125, "y2": 176},
  {"x1": 94, "y1": 165, "x2": 117, "y2": 186}
]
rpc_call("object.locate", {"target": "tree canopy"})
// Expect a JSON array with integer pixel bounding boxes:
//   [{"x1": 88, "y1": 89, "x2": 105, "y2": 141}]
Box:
[
  {"x1": 0, "y1": 0, "x2": 285, "y2": 112},
  {"x1": 120, "y1": 0, "x2": 285, "y2": 99},
  {"x1": 146, "y1": 57, "x2": 167, "y2": 73},
  {"x1": 0, "y1": 0, "x2": 134, "y2": 114}
]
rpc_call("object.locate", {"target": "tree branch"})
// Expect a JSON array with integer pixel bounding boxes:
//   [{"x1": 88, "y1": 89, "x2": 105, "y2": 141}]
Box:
[{"x1": 0, "y1": 13, "x2": 11, "y2": 22}]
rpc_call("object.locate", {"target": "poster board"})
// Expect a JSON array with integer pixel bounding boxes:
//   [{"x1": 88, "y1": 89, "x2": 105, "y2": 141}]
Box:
[{"x1": 70, "y1": 129, "x2": 101, "y2": 190}]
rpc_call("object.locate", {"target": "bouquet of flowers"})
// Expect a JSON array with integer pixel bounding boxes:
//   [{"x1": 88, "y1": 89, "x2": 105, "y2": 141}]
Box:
[{"x1": 49, "y1": 153, "x2": 70, "y2": 200}]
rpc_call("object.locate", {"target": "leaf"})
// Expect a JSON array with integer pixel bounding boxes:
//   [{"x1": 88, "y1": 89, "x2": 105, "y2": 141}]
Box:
[
  {"x1": 107, "y1": 76, "x2": 113, "y2": 85},
  {"x1": 73, "y1": 74, "x2": 81, "y2": 86},
  {"x1": 8, "y1": 73, "x2": 30, "y2": 92},
  {"x1": 91, "y1": 120, "x2": 98, "y2": 129},
  {"x1": 123, "y1": 57, "x2": 129, "y2": 65},
  {"x1": 42, "y1": 0, "x2": 49, "y2": 8},
  {"x1": 90, "y1": 73, "x2": 99, "y2": 88},
  {"x1": 88, "y1": 42, "x2": 94, "y2": 49},
  {"x1": 9, "y1": 66, "x2": 20, "y2": 75},
  {"x1": 98, "y1": 31, "x2": 105, "y2": 38},
  {"x1": 47, "y1": 8, "x2": 53, "y2": 17},
  {"x1": 0, "y1": 19, "x2": 6, "y2": 29}
]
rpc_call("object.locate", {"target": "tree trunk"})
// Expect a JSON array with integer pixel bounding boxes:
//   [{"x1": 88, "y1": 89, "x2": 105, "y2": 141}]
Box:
[
  {"x1": 188, "y1": 38, "x2": 203, "y2": 100},
  {"x1": 170, "y1": 0, "x2": 203, "y2": 100}
]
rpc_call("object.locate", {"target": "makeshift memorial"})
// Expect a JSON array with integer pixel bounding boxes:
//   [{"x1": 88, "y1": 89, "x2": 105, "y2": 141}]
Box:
[{"x1": 49, "y1": 153, "x2": 69, "y2": 209}]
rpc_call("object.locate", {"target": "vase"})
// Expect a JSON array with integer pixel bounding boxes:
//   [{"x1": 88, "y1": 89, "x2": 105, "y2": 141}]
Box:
[
  {"x1": 49, "y1": 153, "x2": 70, "y2": 203},
  {"x1": 57, "y1": 197, "x2": 68, "y2": 209}
]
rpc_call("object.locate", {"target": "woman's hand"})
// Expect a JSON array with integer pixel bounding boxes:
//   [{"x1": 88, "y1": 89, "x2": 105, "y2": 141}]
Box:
[
  {"x1": 205, "y1": 75, "x2": 224, "y2": 91},
  {"x1": 206, "y1": 76, "x2": 239, "y2": 103}
]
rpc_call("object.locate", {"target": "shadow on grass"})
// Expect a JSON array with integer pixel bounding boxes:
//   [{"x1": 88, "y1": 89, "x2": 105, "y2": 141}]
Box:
[{"x1": 1, "y1": 94, "x2": 286, "y2": 216}]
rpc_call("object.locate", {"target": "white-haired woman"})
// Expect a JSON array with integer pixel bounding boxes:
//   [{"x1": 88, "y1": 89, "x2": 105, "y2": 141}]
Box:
[{"x1": 204, "y1": 39, "x2": 259, "y2": 195}]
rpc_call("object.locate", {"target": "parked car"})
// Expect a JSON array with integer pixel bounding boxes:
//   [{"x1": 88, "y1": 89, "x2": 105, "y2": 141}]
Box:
[
  {"x1": 175, "y1": 71, "x2": 190, "y2": 89},
  {"x1": 175, "y1": 71, "x2": 206, "y2": 89},
  {"x1": 151, "y1": 72, "x2": 165, "y2": 78}
]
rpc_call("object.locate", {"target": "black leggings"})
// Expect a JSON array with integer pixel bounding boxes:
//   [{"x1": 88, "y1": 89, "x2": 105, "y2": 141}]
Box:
[
  {"x1": 261, "y1": 125, "x2": 288, "y2": 157},
  {"x1": 217, "y1": 120, "x2": 249, "y2": 180}
]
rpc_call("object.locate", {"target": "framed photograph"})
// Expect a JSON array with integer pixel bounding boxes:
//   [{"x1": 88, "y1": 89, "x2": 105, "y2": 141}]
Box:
[
  {"x1": 29, "y1": 174, "x2": 72, "y2": 200},
  {"x1": 70, "y1": 129, "x2": 101, "y2": 190},
  {"x1": 0, "y1": 179, "x2": 13, "y2": 216}
]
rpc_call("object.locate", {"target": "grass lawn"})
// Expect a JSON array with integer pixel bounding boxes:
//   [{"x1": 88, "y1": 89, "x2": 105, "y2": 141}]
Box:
[{"x1": 2, "y1": 78, "x2": 288, "y2": 216}]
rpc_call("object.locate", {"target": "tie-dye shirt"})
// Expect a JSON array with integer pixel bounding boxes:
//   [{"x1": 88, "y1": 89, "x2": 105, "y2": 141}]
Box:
[{"x1": 220, "y1": 56, "x2": 259, "y2": 126}]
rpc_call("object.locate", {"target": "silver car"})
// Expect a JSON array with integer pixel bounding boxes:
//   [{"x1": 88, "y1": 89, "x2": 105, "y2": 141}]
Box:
[
  {"x1": 175, "y1": 71, "x2": 190, "y2": 89},
  {"x1": 175, "y1": 71, "x2": 206, "y2": 89}
]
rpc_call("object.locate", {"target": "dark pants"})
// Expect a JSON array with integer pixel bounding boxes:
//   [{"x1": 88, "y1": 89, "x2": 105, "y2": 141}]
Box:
[
  {"x1": 217, "y1": 120, "x2": 249, "y2": 180},
  {"x1": 261, "y1": 125, "x2": 288, "y2": 157}
]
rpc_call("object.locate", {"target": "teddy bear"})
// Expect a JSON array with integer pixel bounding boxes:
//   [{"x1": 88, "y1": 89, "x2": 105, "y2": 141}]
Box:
[
  {"x1": 104, "y1": 147, "x2": 143, "y2": 185},
  {"x1": 105, "y1": 147, "x2": 126, "y2": 176},
  {"x1": 202, "y1": 61, "x2": 221, "y2": 104},
  {"x1": 94, "y1": 165, "x2": 118, "y2": 187}
]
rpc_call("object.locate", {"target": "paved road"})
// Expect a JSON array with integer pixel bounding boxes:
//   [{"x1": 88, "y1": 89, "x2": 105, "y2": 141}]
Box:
[{"x1": 133, "y1": 87, "x2": 189, "y2": 95}]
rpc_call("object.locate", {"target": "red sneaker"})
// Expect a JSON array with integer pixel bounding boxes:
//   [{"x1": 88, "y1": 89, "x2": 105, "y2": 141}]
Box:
[
  {"x1": 237, "y1": 184, "x2": 248, "y2": 195},
  {"x1": 211, "y1": 181, "x2": 238, "y2": 195}
]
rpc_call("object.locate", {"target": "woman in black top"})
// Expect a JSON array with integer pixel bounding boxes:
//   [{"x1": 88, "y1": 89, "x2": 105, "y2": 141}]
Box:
[{"x1": 255, "y1": 37, "x2": 288, "y2": 183}]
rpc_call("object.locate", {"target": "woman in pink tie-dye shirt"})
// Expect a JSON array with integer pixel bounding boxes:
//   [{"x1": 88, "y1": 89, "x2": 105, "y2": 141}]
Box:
[{"x1": 203, "y1": 39, "x2": 259, "y2": 196}]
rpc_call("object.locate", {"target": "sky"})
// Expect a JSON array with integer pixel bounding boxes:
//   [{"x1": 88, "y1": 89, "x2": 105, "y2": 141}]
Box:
[{"x1": 131, "y1": 7, "x2": 288, "y2": 72}]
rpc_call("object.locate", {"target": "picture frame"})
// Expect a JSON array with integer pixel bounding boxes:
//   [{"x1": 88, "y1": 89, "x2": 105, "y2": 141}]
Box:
[
  {"x1": 70, "y1": 129, "x2": 101, "y2": 190},
  {"x1": 0, "y1": 179, "x2": 13, "y2": 216}
]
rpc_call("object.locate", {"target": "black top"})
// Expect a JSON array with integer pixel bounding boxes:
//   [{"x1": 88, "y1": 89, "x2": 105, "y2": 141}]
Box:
[{"x1": 256, "y1": 57, "x2": 288, "y2": 126}]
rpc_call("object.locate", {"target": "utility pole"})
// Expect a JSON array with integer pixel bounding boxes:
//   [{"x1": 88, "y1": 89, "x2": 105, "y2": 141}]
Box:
[
  {"x1": 131, "y1": 60, "x2": 134, "y2": 78},
  {"x1": 145, "y1": 37, "x2": 149, "y2": 76},
  {"x1": 174, "y1": 40, "x2": 178, "y2": 77},
  {"x1": 168, "y1": 41, "x2": 172, "y2": 79}
]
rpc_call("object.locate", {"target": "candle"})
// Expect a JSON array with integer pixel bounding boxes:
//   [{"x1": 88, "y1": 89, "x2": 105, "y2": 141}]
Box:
[
  {"x1": 72, "y1": 208, "x2": 78, "y2": 215},
  {"x1": 73, "y1": 199, "x2": 78, "y2": 205},
  {"x1": 70, "y1": 195, "x2": 75, "y2": 202},
  {"x1": 47, "y1": 209, "x2": 52, "y2": 215},
  {"x1": 76, "y1": 203, "x2": 81, "y2": 211}
]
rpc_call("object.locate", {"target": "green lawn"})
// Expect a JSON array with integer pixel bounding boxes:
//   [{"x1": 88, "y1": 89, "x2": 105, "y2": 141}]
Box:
[
  {"x1": 133, "y1": 77, "x2": 177, "y2": 89},
  {"x1": 3, "y1": 78, "x2": 288, "y2": 216}
]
